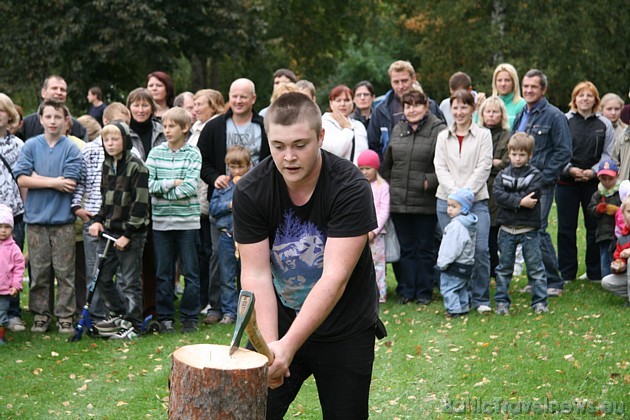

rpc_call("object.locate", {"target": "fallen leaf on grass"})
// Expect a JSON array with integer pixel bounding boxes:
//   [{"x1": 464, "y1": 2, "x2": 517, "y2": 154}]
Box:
[
  {"x1": 474, "y1": 377, "x2": 490, "y2": 387},
  {"x1": 77, "y1": 384, "x2": 88, "y2": 392},
  {"x1": 406, "y1": 354, "x2": 415, "y2": 360},
  {"x1": 87, "y1": 404, "x2": 93, "y2": 410},
  {"x1": 15, "y1": 360, "x2": 23, "y2": 364},
  {"x1": 32, "y1": 368, "x2": 43, "y2": 375},
  {"x1": 415, "y1": 345, "x2": 422, "y2": 356},
  {"x1": 117, "y1": 401, "x2": 128, "y2": 407},
  {"x1": 564, "y1": 354, "x2": 575, "y2": 362},
  {"x1": 62, "y1": 401, "x2": 70, "y2": 407},
  {"x1": 51, "y1": 351, "x2": 59, "y2": 357},
  {"x1": 7, "y1": 404, "x2": 13, "y2": 409},
  {"x1": 69, "y1": 374, "x2": 76, "y2": 380}
]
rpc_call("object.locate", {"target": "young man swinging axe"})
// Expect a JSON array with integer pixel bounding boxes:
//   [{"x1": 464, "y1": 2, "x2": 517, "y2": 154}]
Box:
[{"x1": 233, "y1": 92, "x2": 385, "y2": 419}]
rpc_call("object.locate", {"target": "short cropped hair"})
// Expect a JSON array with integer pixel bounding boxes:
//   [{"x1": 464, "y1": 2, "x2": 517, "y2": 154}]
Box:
[
  {"x1": 450, "y1": 89, "x2": 475, "y2": 108},
  {"x1": 295, "y1": 80, "x2": 316, "y2": 100},
  {"x1": 491, "y1": 63, "x2": 522, "y2": 103},
  {"x1": 225, "y1": 145, "x2": 251, "y2": 166},
  {"x1": 353, "y1": 81, "x2": 375, "y2": 96},
  {"x1": 388, "y1": 60, "x2": 415, "y2": 78},
  {"x1": 77, "y1": 115, "x2": 102, "y2": 141},
  {"x1": 173, "y1": 91, "x2": 193, "y2": 108},
  {"x1": 449, "y1": 72, "x2": 472, "y2": 91},
  {"x1": 523, "y1": 69, "x2": 548, "y2": 91},
  {"x1": 273, "y1": 69, "x2": 297, "y2": 83},
  {"x1": 42, "y1": 75, "x2": 66, "y2": 91},
  {"x1": 600, "y1": 93, "x2": 625, "y2": 111},
  {"x1": 162, "y1": 107, "x2": 192, "y2": 129},
  {"x1": 38, "y1": 98, "x2": 69, "y2": 118},
  {"x1": 89, "y1": 86, "x2": 103, "y2": 100},
  {"x1": 0, "y1": 93, "x2": 21, "y2": 130},
  {"x1": 478, "y1": 96, "x2": 510, "y2": 130},
  {"x1": 264, "y1": 92, "x2": 322, "y2": 135},
  {"x1": 508, "y1": 132, "x2": 535, "y2": 155},
  {"x1": 126, "y1": 88, "x2": 158, "y2": 114},
  {"x1": 103, "y1": 102, "x2": 131, "y2": 124},
  {"x1": 194, "y1": 89, "x2": 225, "y2": 115},
  {"x1": 569, "y1": 81, "x2": 600, "y2": 113},
  {"x1": 147, "y1": 71, "x2": 175, "y2": 107}
]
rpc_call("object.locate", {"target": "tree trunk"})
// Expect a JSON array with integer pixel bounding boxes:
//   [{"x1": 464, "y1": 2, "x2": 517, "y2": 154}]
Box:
[
  {"x1": 190, "y1": 53, "x2": 206, "y2": 92},
  {"x1": 169, "y1": 344, "x2": 269, "y2": 419}
]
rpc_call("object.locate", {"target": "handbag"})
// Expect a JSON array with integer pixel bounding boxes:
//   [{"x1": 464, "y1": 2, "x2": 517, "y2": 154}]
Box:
[{"x1": 384, "y1": 218, "x2": 400, "y2": 263}]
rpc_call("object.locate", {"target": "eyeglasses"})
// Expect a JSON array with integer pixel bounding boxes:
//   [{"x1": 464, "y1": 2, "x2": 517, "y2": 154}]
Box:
[{"x1": 355, "y1": 93, "x2": 372, "y2": 98}]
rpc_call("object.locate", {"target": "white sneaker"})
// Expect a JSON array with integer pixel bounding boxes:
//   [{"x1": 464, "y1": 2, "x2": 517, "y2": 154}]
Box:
[
  {"x1": 519, "y1": 284, "x2": 532, "y2": 293},
  {"x1": 200, "y1": 304, "x2": 212, "y2": 316},
  {"x1": 8, "y1": 317, "x2": 26, "y2": 332},
  {"x1": 476, "y1": 305, "x2": 492, "y2": 314}
]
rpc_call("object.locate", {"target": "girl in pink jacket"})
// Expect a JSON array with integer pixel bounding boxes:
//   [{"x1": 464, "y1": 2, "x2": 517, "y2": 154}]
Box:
[
  {"x1": 0, "y1": 204, "x2": 24, "y2": 344},
  {"x1": 358, "y1": 150, "x2": 390, "y2": 303}
]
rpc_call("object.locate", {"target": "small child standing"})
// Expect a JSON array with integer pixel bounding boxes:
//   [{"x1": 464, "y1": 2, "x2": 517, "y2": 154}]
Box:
[
  {"x1": 437, "y1": 188, "x2": 476, "y2": 317},
  {"x1": 89, "y1": 122, "x2": 149, "y2": 339},
  {"x1": 357, "y1": 149, "x2": 390, "y2": 303},
  {"x1": 588, "y1": 160, "x2": 621, "y2": 278},
  {"x1": 493, "y1": 133, "x2": 548, "y2": 315},
  {"x1": 209, "y1": 146, "x2": 251, "y2": 324},
  {"x1": 0, "y1": 205, "x2": 24, "y2": 344},
  {"x1": 146, "y1": 107, "x2": 201, "y2": 333},
  {"x1": 602, "y1": 196, "x2": 630, "y2": 304}
]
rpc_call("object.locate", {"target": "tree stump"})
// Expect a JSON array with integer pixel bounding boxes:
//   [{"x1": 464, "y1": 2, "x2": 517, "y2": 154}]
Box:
[{"x1": 169, "y1": 344, "x2": 269, "y2": 419}]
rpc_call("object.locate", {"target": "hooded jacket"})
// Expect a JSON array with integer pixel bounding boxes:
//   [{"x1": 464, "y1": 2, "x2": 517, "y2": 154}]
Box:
[
  {"x1": 93, "y1": 123, "x2": 150, "y2": 238},
  {"x1": 437, "y1": 212, "x2": 477, "y2": 271},
  {"x1": 0, "y1": 236, "x2": 24, "y2": 294}
]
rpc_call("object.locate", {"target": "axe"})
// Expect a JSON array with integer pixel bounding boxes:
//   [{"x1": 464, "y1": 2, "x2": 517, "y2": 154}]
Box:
[{"x1": 228, "y1": 290, "x2": 275, "y2": 365}]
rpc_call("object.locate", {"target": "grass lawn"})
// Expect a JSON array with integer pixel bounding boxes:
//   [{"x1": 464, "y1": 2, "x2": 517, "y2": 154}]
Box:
[{"x1": 1, "y1": 207, "x2": 628, "y2": 418}]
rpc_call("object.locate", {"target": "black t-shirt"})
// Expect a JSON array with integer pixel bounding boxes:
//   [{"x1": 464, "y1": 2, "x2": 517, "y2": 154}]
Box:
[{"x1": 233, "y1": 150, "x2": 378, "y2": 342}]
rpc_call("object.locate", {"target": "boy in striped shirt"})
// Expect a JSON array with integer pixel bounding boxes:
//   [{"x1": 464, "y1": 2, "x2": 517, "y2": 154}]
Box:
[{"x1": 146, "y1": 107, "x2": 202, "y2": 333}]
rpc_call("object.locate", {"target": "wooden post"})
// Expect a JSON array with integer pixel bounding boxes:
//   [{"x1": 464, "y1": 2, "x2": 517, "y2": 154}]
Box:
[{"x1": 169, "y1": 344, "x2": 269, "y2": 419}]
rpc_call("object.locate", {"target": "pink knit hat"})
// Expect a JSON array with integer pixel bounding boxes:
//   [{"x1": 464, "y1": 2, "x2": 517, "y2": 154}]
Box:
[
  {"x1": 357, "y1": 149, "x2": 380, "y2": 170},
  {"x1": 0, "y1": 204, "x2": 13, "y2": 228}
]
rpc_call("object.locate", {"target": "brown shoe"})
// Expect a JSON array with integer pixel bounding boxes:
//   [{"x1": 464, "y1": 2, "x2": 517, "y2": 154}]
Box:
[{"x1": 202, "y1": 314, "x2": 220, "y2": 325}]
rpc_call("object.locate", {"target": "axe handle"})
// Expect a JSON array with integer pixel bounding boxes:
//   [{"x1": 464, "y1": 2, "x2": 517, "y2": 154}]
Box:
[{"x1": 246, "y1": 309, "x2": 275, "y2": 365}]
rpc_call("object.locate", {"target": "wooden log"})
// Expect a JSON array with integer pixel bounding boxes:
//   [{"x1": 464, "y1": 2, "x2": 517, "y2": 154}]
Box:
[{"x1": 169, "y1": 344, "x2": 269, "y2": 419}]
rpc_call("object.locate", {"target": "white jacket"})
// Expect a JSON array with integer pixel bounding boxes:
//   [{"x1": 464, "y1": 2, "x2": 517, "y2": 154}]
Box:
[
  {"x1": 434, "y1": 123, "x2": 492, "y2": 201},
  {"x1": 321, "y1": 112, "x2": 368, "y2": 166}
]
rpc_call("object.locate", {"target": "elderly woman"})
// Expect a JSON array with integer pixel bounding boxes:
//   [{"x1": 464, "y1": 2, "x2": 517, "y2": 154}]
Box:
[
  {"x1": 321, "y1": 84, "x2": 368, "y2": 165},
  {"x1": 435, "y1": 89, "x2": 493, "y2": 313},
  {"x1": 381, "y1": 88, "x2": 446, "y2": 305},
  {"x1": 557, "y1": 81, "x2": 615, "y2": 282}
]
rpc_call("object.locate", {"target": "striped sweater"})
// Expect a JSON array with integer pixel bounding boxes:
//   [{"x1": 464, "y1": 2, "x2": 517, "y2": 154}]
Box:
[
  {"x1": 93, "y1": 152, "x2": 150, "y2": 237},
  {"x1": 146, "y1": 142, "x2": 201, "y2": 231}
]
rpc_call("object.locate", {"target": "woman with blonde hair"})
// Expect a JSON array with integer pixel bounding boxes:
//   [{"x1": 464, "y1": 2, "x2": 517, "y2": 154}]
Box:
[
  {"x1": 478, "y1": 96, "x2": 511, "y2": 276},
  {"x1": 602, "y1": 93, "x2": 629, "y2": 178},
  {"x1": 557, "y1": 81, "x2": 615, "y2": 282},
  {"x1": 490, "y1": 63, "x2": 526, "y2": 129}
]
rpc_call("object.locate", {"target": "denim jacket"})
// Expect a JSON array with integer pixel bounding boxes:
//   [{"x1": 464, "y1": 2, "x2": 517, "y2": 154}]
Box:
[
  {"x1": 209, "y1": 181, "x2": 235, "y2": 233},
  {"x1": 512, "y1": 98, "x2": 572, "y2": 185}
]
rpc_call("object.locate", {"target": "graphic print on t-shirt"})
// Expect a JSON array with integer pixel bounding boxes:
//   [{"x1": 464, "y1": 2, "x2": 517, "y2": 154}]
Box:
[{"x1": 271, "y1": 209, "x2": 326, "y2": 312}]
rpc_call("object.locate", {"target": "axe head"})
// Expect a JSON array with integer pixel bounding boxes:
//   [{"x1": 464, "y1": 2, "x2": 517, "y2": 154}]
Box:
[{"x1": 228, "y1": 290, "x2": 255, "y2": 356}]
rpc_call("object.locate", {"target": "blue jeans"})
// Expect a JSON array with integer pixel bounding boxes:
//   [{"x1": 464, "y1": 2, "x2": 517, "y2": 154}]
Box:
[
  {"x1": 439, "y1": 272, "x2": 469, "y2": 314},
  {"x1": 539, "y1": 184, "x2": 563, "y2": 288},
  {"x1": 495, "y1": 229, "x2": 547, "y2": 307},
  {"x1": 0, "y1": 295, "x2": 9, "y2": 326},
  {"x1": 599, "y1": 240, "x2": 613, "y2": 278},
  {"x1": 95, "y1": 231, "x2": 146, "y2": 328},
  {"x1": 437, "y1": 199, "x2": 491, "y2": 307},
  {"x1": 391, "y1": 213, "x2": 437, "y2": 301},
  {"x1": 153, "y1": 229, "x2": 201, "y2": 322},
  {"x1": 198, "y1": 216, "x2": 215, "y2": 310},
  {"x1": 218, "y1": 231, "x2": 239, "y2": 318},
  {"x1": 556, "y1": 180, "x2": 600, "y2": 280},
  {"x1": 207, "y1": 218, "x2": 222, "y2": 318}
]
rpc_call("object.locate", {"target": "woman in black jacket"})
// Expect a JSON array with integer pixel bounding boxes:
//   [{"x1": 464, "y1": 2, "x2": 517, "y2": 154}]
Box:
[{"x1": 381, "y1": 88, "x2": 446, "y2": 305}]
